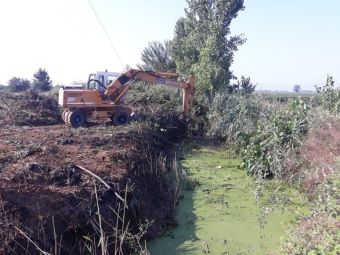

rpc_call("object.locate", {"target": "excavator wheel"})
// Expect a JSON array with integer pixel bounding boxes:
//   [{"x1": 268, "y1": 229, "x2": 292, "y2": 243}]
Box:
[
  {"x1": 61, "y1": 109, "x2": 68, "y2": 122},
  {"x1": 67, "y1": 110, "x2": 86, "y2": 128},
  {"x1": 112, "y1": 111, "x2": 130, "y2": 125},
  {"x1": 64, "y1": 111, "x2": 71, "y2": 125}
]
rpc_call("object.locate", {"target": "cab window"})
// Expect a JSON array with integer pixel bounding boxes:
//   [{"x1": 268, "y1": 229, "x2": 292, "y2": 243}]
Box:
[
  {"x1": 107, "y1": 75, "x2": 115, "y2": 86},
  {"x1": 98, "y1": 75, "x2": 105, "y2": 93},
  {"x1": 88, "y1": 74, "x2": 96, "y2": 89}
]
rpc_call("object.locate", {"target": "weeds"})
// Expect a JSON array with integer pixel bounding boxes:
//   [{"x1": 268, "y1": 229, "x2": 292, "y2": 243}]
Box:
[
  {"x1": 279, "y1": 174, "x2": 340, "y2": 254},
  {"x1": 0, "y1": 90, "x2": 61, "y2": 126},
  {"x1": 206, "y1": 77, "x2": 339, "y2": 254},
  {"x1": 208, "y1": 92, "x2": 308, "y2": 178}
]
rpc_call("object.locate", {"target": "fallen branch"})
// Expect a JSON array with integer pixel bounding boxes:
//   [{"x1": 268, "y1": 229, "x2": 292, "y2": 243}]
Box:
[
  {"x1": 14, "y1": 227, "x2": 50, "y2": 255},
  {"x1": 75, "y1": 165, "x2": 111, "y2": 189},
  {"x1": 75, "y1": 165, "x2": 129, "y2": 209}
]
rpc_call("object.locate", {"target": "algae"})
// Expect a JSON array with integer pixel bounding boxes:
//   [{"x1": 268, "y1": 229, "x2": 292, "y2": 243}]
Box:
[{"x1": 148, "y1": 141, "x2": 309, "y2": 254}]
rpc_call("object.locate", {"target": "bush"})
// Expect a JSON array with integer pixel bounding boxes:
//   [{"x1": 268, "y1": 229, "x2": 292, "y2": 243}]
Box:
[
  {"x1": 315, "y1": 75, "x2": 340, "y2": 114},
  {"x1": 239, "y1": 99, "x2": 308, "y2": 178},
  {"x1": 285, "y1": 109, "x2": 340, "y2": 197},
  {"x1": 0, "y1": 91, "x2": 61, "y2": 126},
  {"x1": 280, "y1": 174, "x2": 340, "y2": 254},
  {"x1": 208, "y1": 92, "x2": 309, "y2": 178},
  {"x1": 8, "y1": 77, "x2": 31, "y2": 92},
  {"x1": 208, "y1": 94, "x2": 263, "y2": 143},
  {"x1": 232, "y1": 76, "x2": 256, "y2": 95}
]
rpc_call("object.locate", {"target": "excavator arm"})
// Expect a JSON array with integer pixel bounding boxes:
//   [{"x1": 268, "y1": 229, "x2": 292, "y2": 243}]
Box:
[{"x1": 105, "y1": 69, "x2": 195, "y2": 114}]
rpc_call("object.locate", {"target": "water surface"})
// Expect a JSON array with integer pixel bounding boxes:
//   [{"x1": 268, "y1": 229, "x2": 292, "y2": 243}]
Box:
[{"x1": 148, "y1": 142, "x2": 308, "y2": 254}]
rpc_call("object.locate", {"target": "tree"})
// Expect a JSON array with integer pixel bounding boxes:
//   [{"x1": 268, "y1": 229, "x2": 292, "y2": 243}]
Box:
[
  {"x1": 138, "y1": 40, "x2": 176, "y2": 72},
  {"x1": 32, "y1": 68, "x2": 52, "y2": 91},
  {"x1": 293, "y1": 84, "x2": 301, "y2": 92},
  {"x1": 172, "y1": 0, "x2": 245, "y2": 96},
  {"x1": 0, "y1": 84, "x2": 7, "y2": 91},
  {"x1": 8, "y1": 77, "x2": 31, "y2": 92},
  {"x1": 233, "y1": 76, "x2": 256, "y2": 95}
]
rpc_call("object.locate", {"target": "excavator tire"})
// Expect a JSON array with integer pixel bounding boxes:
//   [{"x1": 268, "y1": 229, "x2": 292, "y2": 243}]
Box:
[
  {"x1": 112, "y1": 111, "x2": 130, "y2": 125},
  {"x1": 67, "y1": 110, "x2": 86, "y2": 128},
  {"x1": 61, "y1": 110, "x2": 68, "y2": 122},
  {"x1": 64, "y1": 111, "x2": 71, "y2": 125}
]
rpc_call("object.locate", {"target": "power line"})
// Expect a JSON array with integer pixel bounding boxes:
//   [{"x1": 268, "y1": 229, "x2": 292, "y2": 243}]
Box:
[{"x1": 87, "y1": 0, "x2": 125, "y2": 68}]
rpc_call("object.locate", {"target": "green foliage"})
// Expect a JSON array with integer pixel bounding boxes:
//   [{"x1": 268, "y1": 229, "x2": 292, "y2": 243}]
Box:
[
  {"x1": 232, "y1": 75, "x2": 256, "y2": 95},
  {"x1": 126, "y1": 83, "x2": 181, "y2": 107},
  {"x1": 208, "y1": 91, "x2": 309, "y2": 178},
  {"x1": 280, "y1": 175, "x2": 340, "y2": 254},
  {"x1": 138, "y1": 40, "x2": 176, "y2": 72},
  {"x1": 315, "y1": 75, "x2": 340, "y2": 114},
  {"x1": 207, "y1": 93, "x2": 265, "y2": 148},
  {"x1": 8, "y1": 77, "x2": 31, "y2": 92},
  {"x1": 172, "y1": 0, "x2": 245, "y2": 95},
  {"x1": 186, "y1": 97, "x2": 210, "y2": 136},
  {"x1": 240, "y1": 99, "x2": 308, "y2": 178},
  {"x1": 32, "y1": 68, "x2": 52, "y2": 91}
]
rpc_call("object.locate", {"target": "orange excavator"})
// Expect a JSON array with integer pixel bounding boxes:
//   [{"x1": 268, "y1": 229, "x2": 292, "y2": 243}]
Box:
[{"x1": 58, "y1": 69, "x2": 195, "y2": 128}]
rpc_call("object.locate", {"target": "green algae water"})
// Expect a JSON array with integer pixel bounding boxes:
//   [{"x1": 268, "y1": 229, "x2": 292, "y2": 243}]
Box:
[{"x1": 148, "y1": 142, "x2": 309, "y2": 255}]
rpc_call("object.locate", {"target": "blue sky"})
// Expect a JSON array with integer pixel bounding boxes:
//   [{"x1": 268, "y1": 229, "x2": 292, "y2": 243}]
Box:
[
  {"x1": 231, "y1": 0, "x2": 340, "y2": 90},
  {"x1": 0, "y1": 0, "x2": 339, "y2": 91}
]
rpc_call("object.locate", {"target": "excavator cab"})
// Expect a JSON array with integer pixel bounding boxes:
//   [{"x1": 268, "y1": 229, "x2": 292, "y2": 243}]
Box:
[{"x1": 86, "y1": 71, "x2": 120, "y2": 93}]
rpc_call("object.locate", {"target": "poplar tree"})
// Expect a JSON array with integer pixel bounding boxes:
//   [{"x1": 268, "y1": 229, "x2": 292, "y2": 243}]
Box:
[{"x1": 172, "y1": 0, "x2": 245, "y2": 95}]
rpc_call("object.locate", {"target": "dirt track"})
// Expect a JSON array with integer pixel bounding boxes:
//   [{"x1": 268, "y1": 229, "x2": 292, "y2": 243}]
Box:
[{"x1": 0, "y1": 123, "x2": 180, "y2": 254}]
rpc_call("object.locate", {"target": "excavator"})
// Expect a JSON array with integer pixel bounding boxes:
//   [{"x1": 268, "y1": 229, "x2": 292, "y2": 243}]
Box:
[{"x1": 58, "y1": 69, "x2": 195, "y2": 128}]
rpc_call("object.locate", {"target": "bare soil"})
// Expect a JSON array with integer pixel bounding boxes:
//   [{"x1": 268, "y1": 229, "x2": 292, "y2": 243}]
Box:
[{"x1": 0, "y1": 123, "x2": 182, "y2": 254}]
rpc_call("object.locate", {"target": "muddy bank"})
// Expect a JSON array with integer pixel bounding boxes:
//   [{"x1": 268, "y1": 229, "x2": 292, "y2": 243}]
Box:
[{"x1": 0, "y1": 123, "x2": 184, "y2": 254}]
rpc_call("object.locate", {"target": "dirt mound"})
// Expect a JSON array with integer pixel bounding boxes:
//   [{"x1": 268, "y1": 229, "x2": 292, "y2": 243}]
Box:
[
  {"x1": 0, "y1": 91, "x2": 61, "y2": 126},
  {"x1": 0, "y1": 124, "x2": 179, "y2": 254}
]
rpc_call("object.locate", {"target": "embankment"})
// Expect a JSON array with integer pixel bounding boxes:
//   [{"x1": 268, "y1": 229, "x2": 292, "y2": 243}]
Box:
[{"x1": 0, "y1": 123, "x2": 184, "y2": 254}]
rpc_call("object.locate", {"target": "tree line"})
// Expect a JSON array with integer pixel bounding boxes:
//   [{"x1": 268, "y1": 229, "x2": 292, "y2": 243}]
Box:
[{"x1": 5, "y1": 68, "x2": 52, "y2": 92}]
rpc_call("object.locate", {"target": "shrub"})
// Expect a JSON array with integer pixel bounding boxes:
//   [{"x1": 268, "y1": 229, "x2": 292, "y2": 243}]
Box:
[
  {"x1": 315, "y1": 75, "x2": 340, "y2": 114},
  {"x1": 284, "y1": 109, "x2": 340, "y2": 197},
  {"x1": 208, "y1": 92, "x2": 311, "y2": 178},
  {"x1": 239, "y1": 98, "x2": 308, "y2": 178},
  {"x1": 232, "y1": 76, "x2": 256, "y2": 95},
  {"x1": 207, "y1": 93, "x2": 266, "y2": 148},
  {"x1": 280, "y1": 174, "x2": 340, "y2": 254},
  {"x1": 8, "y1": 77, "x2": 31, "y2": 92}
]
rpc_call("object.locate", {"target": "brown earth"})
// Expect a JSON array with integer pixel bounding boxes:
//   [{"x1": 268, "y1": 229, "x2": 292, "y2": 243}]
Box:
[{"x1": 0, "y1": 123, "x2": 183, "y2": 254}]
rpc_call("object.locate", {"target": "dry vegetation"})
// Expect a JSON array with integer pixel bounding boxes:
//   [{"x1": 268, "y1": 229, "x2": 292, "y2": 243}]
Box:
[
  {"x1": 0, "y1": 90, "x2": 187, "y2": 254},
  {"x1": 0, "y1": 91, "x2": 61, "y2": 126}
]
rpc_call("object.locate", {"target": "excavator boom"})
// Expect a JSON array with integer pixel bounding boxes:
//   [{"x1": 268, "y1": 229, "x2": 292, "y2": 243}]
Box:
[{"x1": 105, "y1": 69, "x2": 195, "y2": 113}]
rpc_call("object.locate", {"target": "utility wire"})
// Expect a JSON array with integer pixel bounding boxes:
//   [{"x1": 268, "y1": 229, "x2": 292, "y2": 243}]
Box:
[{"x1": 88, "y1": 0, "x2": 125, "y2": 68}]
